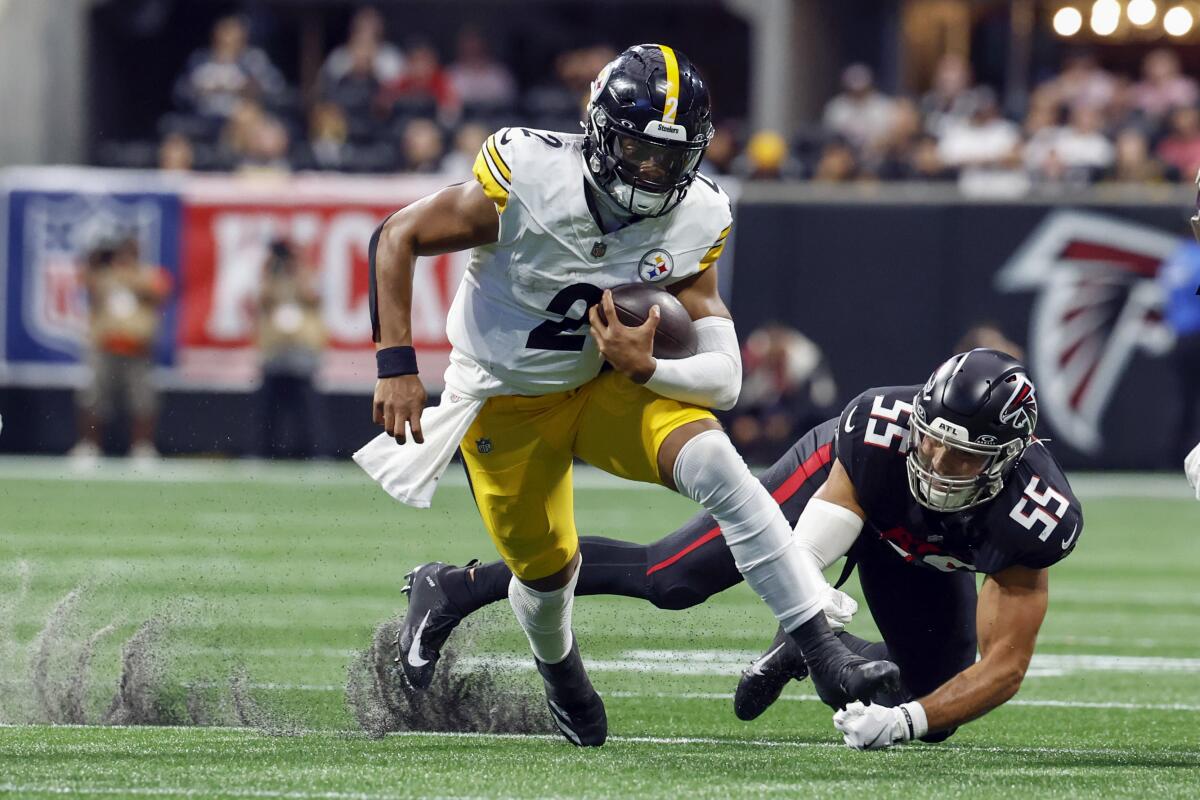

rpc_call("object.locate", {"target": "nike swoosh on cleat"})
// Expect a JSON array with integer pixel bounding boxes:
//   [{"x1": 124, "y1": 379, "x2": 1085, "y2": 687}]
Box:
[
  {"x1": 748, "y1": 643, "x2": 788, "y2": 677},
  {"x1": 547, "y1": 700, "x2": 582, "y2": 745},
  {"x1": 547, "y1": 699, "x2": 573, "y2": 723},
  {"x1": 407, "y1": 611, "x2": 432, "y2": 668}
]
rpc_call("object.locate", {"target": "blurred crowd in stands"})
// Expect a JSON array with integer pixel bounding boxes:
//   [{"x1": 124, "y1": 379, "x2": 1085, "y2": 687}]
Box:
[
  {"x1": 148, "y1": 9, "x2": 609, "y2": 178},
  {"x1": 804, "y1": 49, "x2": 1199, "y2": 190},
  {"x1": 128, "y1": 7, "x2": 1200, "y2": 190}
]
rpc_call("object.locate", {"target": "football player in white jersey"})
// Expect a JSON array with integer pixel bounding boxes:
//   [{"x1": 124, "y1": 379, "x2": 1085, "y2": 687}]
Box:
[{"x1": 368, "y1": 44, "x2": 898, "y2": 746}]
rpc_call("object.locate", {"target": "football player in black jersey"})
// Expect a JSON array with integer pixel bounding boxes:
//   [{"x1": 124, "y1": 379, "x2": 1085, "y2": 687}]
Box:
[{"x1": 395, "y1": 349, "x2": 1083, "y2": 748}]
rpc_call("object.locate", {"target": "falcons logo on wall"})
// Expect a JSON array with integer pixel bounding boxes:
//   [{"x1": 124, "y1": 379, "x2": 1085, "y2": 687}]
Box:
[{"x1": 996, "y1": 210, "x2": 1181, "y2": 454}]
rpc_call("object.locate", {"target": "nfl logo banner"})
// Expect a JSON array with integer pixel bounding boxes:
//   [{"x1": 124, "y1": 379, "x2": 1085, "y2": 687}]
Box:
[{"x1": 2, "y1": 183, "x2": 182, "y2": 385}]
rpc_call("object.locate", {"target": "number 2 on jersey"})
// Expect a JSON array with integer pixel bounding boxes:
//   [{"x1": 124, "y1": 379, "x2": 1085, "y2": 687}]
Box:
[{"x1": 526, "y1": 283, "x2": 604, "y2": 351}]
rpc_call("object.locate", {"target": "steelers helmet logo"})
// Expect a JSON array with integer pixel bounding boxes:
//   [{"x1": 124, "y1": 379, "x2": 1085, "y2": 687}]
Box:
[{"x1": 638, "y1": 249, "x2": 674, "y2": 283}]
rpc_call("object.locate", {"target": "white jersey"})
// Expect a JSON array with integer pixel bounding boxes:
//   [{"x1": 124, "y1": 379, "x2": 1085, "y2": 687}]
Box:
[{"x1": 445, "y1": 127, "x2": 732, "y2": 396}]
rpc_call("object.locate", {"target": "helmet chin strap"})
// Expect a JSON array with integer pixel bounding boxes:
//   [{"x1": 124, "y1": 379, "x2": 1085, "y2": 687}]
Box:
[{"x1": 583, "y1": 162, "x2": 637, "y2": 233}]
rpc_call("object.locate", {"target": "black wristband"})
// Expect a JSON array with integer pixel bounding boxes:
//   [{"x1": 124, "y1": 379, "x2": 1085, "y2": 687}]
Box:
[
  {"x1": 376, "y1": 346, "x2": 419, "y2": 378},
  {"x1": 900, "y1": 705, "x2": 915, "y2": 740}
]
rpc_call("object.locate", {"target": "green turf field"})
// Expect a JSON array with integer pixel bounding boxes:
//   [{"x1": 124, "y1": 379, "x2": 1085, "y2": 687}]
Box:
[{"x1": 1, "y1": 457, "x2": 1198, "y2": 799}]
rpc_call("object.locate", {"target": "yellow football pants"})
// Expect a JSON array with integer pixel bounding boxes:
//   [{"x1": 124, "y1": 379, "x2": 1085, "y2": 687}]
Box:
[{"x1": 459, "y1": 370, "x2": 714, "y2": 581}]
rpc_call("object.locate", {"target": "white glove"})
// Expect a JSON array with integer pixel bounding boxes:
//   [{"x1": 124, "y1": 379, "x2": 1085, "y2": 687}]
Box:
[
  {"x1": 823, "y1": 585, "x2": 858, "y2": 633},
  {"x1": 833, "y1": 700, "x2": 928, "y2": 751},
  {"x1": 1185, "y1": 442, "x2": 1200, "y2": 501}
]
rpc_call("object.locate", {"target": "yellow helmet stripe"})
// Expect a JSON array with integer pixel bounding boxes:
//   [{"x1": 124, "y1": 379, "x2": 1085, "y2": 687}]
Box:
[{"x1": 657, "y1": 44, "x2": 680, "y2": 124}]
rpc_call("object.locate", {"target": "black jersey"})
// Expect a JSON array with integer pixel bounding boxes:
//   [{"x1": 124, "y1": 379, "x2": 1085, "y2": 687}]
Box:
[{"x1": 833, "y1": 385, "x2": 1084, "y2": 575}]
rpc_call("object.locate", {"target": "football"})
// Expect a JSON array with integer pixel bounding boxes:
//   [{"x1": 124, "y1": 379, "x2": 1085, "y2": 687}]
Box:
[{"x1": 606, "y1": 283, "x2": 698, "y2": 359}]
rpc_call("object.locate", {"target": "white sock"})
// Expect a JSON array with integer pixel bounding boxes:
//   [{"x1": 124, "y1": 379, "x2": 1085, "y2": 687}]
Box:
[
  {"x1": 673, "y1": 429, "x2": 825, "y2": 631},
  {"x1": 508, "y1": 559, "x2": 579, "y2": 664}
]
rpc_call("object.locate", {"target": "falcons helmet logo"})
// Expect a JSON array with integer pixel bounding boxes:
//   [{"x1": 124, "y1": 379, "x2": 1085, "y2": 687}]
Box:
[
  {"x1": 997, "y1": 373, "x2": 1038, "y2": 433},
  {"x1": 995, "y1": 210, "x2": 1181, "y2": 454}
]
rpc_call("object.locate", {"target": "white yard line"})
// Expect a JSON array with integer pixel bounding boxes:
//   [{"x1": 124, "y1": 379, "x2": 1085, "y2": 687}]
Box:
[
  {"x1": 112, "y1": 682, "x2": 1198, "y2": 713},
  {"x1": 1038, "y1": 636, "x2": 1168, "y2": 649},
  {"x1": 0, "y1": 457, "x2": 1195, "y2": 500},
  {"x1": 456, "y1": 649, "x2": 1200, "y2": 678},
  {"x1": 213, "y1": 685, "x2": 1200, "y2": 713},
  {"x1": 1, "y1": 726, "x2": 1197, "y2": 758},
  {"x1": 1, "y1": 728, "x2": 1197, "y2": 768},
  {"x1": 603, "y1": 690, "x2": 1200, "y2": 713},
  {"x1": 383, "y1": 730, "x2": 1200, "y2": 759}
]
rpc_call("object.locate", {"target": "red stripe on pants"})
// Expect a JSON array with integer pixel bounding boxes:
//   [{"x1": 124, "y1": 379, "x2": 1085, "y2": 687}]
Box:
[{"x1": 645, "y1": 443, "x2": 833, "y2": 575}]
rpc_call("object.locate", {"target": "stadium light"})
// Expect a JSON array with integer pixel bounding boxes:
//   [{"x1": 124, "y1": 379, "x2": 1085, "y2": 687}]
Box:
[
  {"x1": 1090, "y1": 0, "x2": 1121, "y2": 34},
  {"x1": 1164, "y1": 4, "x2": 1195, "y2": 34},
  {"x1": 1127, "y1": 0, "x2": 1158, "y2": 25},
  {"x1": 1054, "y1": 6, "x2": 1084, "y2": 35}
]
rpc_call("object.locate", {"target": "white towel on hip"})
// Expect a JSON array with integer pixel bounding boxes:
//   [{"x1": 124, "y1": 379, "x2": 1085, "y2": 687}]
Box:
[{"x1": 352, "y1": 386, "x2": 484, "y2": 509}]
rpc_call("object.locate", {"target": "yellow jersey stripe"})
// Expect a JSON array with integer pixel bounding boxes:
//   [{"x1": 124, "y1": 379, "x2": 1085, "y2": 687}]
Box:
[
  {"x1": 472, "y1": 149, "x2": 509, "y2": 213},
  {"x1": 658, "y1": 45, "x2": 680, "y2": 124},
  {"x1": 486, "y1": 135, "x2": 511, "y2": 182},
  {"x1": 698, "y1": 240, "x2": 726, "y2": 270}
]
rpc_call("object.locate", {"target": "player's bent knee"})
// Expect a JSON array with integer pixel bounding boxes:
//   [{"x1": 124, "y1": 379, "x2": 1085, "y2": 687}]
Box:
[
  {"x1": 513, "y1": 546, "x2": 579, "y2": 590},
  {"x1": 644, "y1": 566, "x2": 713, "y2": 610},
  {"x1": 647, "y1": 582, "x2": 710, "y2": 611},
  {"x1": 657, "y1": 418, "x2": 724, "y2": 491}
]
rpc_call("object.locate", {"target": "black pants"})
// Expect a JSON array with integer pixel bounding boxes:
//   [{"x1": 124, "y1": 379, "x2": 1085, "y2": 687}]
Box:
[{"x1": 573, "y1": 418, "x2": 978, "y2": 715}]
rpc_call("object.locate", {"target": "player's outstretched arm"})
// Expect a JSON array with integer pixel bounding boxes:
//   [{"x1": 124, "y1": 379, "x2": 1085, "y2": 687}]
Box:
[
  {"x1": 371, "y1": 182, "x2": 499, "y2": 444},
  {"x1": 917, "y1": 565, "x2": 1047, "y2": 730},
  {"x1": 835, "y1": 565, "x2": 1047, "y2": 750}
]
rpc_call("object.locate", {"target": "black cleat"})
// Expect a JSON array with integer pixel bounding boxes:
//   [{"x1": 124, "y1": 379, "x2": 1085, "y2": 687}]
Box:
[
  {"x1": 394, "y1": 561, "x2": 475, "y2": 689},
  {"x1": 535, "y1": 640, "x2": 607, "y2": 747},
  {"x1": 789, "y1": 615, "x2": 903, "y2": 709},
  {"x1": 811, "y1": 655, "x2": 903, "y2": 709},
  {"x1": 734, "y1": 627, "x2": 809, "y2": 721},
  {"x1": 839, "y1": 658, "x2": 902, "y2": 706}
]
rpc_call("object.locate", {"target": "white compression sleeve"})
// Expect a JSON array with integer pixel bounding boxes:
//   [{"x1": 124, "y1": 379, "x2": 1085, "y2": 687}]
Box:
[
  {"x1": 673, "y1": 429, "x2": 826, "y2": 631},
  {"x1": 508, "y1": 561, "x2": 580, "y2": 664},
  {"x1": 794, "y1": 498, "x2": 864, "y2": 570},
  {"x1": 644, "y1": 316, "x2": 741, "y2": 411}
]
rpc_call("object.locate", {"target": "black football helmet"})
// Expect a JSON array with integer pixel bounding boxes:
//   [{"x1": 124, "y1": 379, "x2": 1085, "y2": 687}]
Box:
[
  {"x1": 583, "y1": 44, "x2": 714, "y2": 217},
  {"x1": 907, "y1": 349, "x2": 1039, "y2": 512}
]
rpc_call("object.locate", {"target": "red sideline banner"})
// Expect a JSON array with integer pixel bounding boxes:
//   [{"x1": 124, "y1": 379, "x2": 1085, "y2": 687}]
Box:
[
  {"x1": 0, "y1": 169, "x2": 466, "y2": 392},
  {"x1": 179, "y1": 175, "x2": 463, "y2": 391},
  {"x1": 3, "y1": 168, "x2": 738, "y2": 393}
]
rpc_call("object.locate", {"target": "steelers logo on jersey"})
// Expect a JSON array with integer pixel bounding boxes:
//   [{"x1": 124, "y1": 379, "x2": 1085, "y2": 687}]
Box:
[{"x1": 638, "y1": 249, "x2": 674, "y2": 283}]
